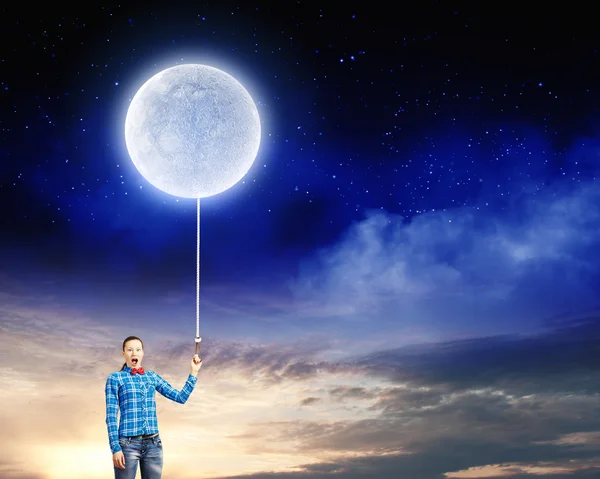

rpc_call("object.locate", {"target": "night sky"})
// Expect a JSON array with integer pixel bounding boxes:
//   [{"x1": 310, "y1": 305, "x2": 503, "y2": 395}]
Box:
[{"x1": 2, "y1": 2, "x2": 600, "y2": 479}]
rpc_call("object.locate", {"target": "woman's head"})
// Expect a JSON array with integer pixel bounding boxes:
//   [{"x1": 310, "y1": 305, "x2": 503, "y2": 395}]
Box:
[{"x1": 120, "y1": 335, "x2": 144, "y2": 370}]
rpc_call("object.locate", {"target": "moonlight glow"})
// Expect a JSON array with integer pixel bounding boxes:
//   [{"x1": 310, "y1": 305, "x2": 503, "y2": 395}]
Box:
[{"x1": 124, "y1": 64, "x2": 261, "y2": 199}]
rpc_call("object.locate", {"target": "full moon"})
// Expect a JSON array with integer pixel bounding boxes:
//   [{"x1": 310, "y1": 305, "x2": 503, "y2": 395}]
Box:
[{"x1": 124, "y1": 64, "x2": 261, "y2": 198}]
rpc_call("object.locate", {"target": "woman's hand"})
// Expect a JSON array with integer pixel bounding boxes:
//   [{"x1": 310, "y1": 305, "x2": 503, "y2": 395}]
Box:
[
  {"x1": 113, "y1": 451, "x2": 125, "y2": 469},
  {"x1": 190, "y1": 354, "x2": 203, "y2": 375}
]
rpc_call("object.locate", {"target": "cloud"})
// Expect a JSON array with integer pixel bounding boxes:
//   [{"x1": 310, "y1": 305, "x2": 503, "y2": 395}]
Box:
[
  {"x1": 2, "y1": 262, "x2": 600, "y2": 478},
  {"x1": 214, "y1": 313, "x2": 600, "y2": 478},
  {"x1": 290, "y1": 180, "x2": 600, "y2": 338},
  {"x1": 208, "y1": 454, "x2": 600, "y2": 479},
  {"x1": 329, "y1": 386, "x2": 378, "y2": 402},
  {"x1": 356, "y1": 313, "x2": 600, "y2": 395},
  {"x1": 0, "y1": 290, "x2": 366, "y2": 479},
  {"x1": 300, "y1": 397, "x2": 322, "y2": 406}
]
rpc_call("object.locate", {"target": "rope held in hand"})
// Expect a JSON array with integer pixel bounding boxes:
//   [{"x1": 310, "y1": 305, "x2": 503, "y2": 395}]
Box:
[{"x1": 195, "y1": 197, "x2": 202, "y2": 357}]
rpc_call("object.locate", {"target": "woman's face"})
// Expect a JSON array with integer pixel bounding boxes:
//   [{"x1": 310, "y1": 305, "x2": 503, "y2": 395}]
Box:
[{"x1": 122, "y1": 339, "x2": 144, "y2": 368}]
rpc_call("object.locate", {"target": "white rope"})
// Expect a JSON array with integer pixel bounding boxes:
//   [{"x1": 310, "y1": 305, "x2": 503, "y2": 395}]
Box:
[{"x1": 195, "y1": 197, "x2": 201, "y2": 344}]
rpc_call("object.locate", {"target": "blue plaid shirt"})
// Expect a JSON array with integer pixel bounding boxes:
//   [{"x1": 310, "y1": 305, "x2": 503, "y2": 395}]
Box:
[{"x1": 105, "y1": 366, "x2": 198, "y2": 453}]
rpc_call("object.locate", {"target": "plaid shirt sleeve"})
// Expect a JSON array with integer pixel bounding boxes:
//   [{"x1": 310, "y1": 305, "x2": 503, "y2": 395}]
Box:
[
  {"x1": 105, "y1": 373, "x2": 121, "y2": 454},
  {"x1": 153, "y1": 372, "x2": 197, "y2": 404}
]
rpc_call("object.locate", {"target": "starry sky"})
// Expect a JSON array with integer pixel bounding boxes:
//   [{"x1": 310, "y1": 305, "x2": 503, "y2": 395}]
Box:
[{"x1": 2, "y1": 2, "x2": 600, "y2": 479}]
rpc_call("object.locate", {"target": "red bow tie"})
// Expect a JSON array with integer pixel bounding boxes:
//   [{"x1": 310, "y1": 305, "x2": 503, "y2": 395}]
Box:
[{"x1": 131, "y1": 367, "x2": 145, "y2": 375}]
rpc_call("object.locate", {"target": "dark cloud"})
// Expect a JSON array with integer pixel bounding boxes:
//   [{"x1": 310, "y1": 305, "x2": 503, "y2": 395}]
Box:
[
  {"x1": 209, "y1": 449, "x2": 600, "y2": 479},
  {"x1": 184, "y1": 338, "x2": 348, "y2": 385},
  {"x1": 366, "y1": 386, "x2": 443, "y2": 413},
  {"x1": 300, "y1": 397, "x2": 321, "y2": 406},
  {"x1": 213, "y1": 313, "x2": 600, "y2": 478},
  {"x1": 355, "y1": 313, "x2": 600, "y2": 395},
  {"x1": 329, "y1": 386, "x2": 378, "y2": 402}
]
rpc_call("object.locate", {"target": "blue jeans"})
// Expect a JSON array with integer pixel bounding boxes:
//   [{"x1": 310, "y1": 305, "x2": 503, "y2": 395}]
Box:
[{"x1": 115, "y1": 434, "x2": 164, "y2": 479}]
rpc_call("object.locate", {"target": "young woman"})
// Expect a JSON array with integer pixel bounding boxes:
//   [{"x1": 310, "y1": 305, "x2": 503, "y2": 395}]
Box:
[{"x1": 105, "y1": 335, "x2": 202, "y2": 479}]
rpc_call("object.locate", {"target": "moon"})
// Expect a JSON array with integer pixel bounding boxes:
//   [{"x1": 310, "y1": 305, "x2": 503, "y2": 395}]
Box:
[{"x1": 124, "y1": 64, "x2": 261, "y2": 198}]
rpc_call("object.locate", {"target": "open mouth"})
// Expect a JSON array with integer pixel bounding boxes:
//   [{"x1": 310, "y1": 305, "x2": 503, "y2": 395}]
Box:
[{"x1": 132, "y1": 358, "x2": 139, "y2": 365}]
